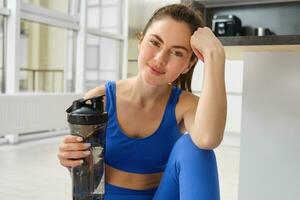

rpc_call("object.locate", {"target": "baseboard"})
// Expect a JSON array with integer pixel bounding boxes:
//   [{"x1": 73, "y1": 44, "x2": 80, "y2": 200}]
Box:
[{"x1": 0, "y1": 129, "x2": 69, "y2": 145}]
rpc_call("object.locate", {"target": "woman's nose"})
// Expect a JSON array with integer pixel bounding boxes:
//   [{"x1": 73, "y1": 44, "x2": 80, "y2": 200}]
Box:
[{"x1": 154, "y1": 50, "x2": 168, "y2": 66}]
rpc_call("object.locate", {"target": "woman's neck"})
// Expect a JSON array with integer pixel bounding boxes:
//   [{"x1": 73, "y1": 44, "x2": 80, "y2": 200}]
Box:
[{"x1": 124, "y1": 76, "x2": 171, "y2": 107}]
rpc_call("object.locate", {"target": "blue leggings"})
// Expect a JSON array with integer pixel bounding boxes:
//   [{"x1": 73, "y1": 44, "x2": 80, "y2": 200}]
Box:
[{"x1": 104, "y1": 134, "x2": 220, "y2": 200}]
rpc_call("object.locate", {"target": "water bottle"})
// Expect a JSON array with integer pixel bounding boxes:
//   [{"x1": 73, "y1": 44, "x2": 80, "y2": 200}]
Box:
[{"x1": 66, "y1": 96, "x2": 108, "y2": 200}]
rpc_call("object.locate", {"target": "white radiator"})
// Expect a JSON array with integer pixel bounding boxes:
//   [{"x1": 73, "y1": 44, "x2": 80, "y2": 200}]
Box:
[{"x1": 0, "y1": 93, "x2": 83, "y2": 143}]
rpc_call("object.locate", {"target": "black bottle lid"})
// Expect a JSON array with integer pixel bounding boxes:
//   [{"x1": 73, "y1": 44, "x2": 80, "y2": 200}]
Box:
[{"x1": 66, "y1": 95, "x2": 108, "y2": 125}]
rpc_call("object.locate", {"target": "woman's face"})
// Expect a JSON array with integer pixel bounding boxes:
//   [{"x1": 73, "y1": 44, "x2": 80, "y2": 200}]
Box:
[{"x1": 137, "y1": 17, "x2": 195, "y2": 86}]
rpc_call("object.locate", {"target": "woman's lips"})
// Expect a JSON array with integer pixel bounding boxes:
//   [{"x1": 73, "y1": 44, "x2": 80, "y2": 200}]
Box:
[{"x1": 148, "y1": 65, "x2": 165, "y2": 75}]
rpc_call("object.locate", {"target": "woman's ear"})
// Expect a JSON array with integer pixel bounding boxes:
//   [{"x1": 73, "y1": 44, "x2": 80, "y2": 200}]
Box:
[
  {"x1": 137, "y1": 32, "x2": 144, "y2": 41},
  {"x1": 137, "y1": 32, "x2": 144, "y2": 51}
]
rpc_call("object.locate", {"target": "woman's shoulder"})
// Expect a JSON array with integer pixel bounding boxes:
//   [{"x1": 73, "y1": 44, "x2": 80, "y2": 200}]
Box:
[
  {"x1": 179, "y1": 90, "x2": 199, "y2": 103},
  {"x1": 177, "y1": 90, "x2": 199, "y2": 112}
]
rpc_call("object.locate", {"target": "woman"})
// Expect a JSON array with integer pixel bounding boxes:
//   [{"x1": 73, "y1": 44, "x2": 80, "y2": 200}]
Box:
[{"x1": 58, "y1": 3, "x2": 226, "y2": 200}]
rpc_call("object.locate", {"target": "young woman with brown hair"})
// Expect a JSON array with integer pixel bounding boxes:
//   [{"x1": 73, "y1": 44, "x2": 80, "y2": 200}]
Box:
[{"x1": 58, "y1": 3, "x2": 226, "y2": 200}]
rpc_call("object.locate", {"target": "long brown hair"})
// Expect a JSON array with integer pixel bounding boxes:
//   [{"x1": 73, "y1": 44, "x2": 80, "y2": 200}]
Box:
[{"x1": 139, "y1": 3, "x2": 204, "y2": 92}]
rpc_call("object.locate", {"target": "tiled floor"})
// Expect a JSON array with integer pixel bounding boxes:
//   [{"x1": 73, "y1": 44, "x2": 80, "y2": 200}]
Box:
[{"x1": 0, "y1": 136, "x2": 240, "y2": 200}]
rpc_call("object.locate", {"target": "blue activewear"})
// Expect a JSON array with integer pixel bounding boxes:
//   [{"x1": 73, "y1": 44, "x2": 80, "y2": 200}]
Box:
[
  {"x1": 104, "y1": 81, "x2": 220, "y2": 200},
  {"x1": 105, "y1": 81, "x2": 182, "y2": 174}
]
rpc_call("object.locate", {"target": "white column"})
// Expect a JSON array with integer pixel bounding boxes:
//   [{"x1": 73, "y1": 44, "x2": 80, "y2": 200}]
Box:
[
  {"x1": 6, "y1": 0, "x2": 21, "y2": 94},
  {"x1": 75, "y1": 0, "x2": 87, "y2": 93},
  {"x1": 5, "y1": 0, "x2": 21, "y2": 143},
  {"x1": 121, "y1": 0, "x2": 129, "y2": 79}
]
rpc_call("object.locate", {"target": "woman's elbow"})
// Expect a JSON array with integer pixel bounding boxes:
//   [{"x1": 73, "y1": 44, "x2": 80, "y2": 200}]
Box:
[{"x1": 191, "y1": 133, "x2": 223, "y2": 150}]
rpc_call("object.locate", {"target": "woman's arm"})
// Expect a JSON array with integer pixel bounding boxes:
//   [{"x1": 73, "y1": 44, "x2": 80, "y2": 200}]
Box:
[
  {"x1": 84, "y1": 85, "x2": 105, "y2": 99},
  {"x1": 183, "y1": 27, "x2": 227, "y2": 149}
]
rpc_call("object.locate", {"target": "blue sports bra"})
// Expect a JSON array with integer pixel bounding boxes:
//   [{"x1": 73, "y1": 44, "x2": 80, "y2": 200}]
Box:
[{"x1": 104, "y1": 81, "x2": 183, "y2": 174}]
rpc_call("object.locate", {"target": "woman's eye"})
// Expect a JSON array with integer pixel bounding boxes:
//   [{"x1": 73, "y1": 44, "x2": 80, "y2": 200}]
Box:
[
  {"x1": 149, "y1": 39, "x2": 160, "y2": 47},
  {"x1": 171, "y1": 50, "x2": 183, "y2": 57}
]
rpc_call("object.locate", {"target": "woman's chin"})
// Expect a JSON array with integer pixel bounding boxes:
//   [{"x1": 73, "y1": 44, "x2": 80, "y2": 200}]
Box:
[
  {"x1": 141, "y1": 73, "x2": 161, "y2": 86},
  {"x1": 138, "y1": 69, "x2": 170, "y2": 87}
]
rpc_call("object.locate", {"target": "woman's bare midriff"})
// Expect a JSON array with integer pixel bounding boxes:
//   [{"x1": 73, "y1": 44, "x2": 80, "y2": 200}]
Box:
[{"x1": 105, "y1": 164, "x2": 163, "y2": 190}]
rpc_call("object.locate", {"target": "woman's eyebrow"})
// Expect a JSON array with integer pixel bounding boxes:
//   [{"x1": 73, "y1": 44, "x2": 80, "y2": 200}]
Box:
[{"x1": 150, "y1": 34, "x2": 189, "y2": 52}]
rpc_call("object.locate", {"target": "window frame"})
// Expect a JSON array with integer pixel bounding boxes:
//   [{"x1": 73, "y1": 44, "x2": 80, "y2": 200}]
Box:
[
  {"x1": 85, "y1": 0, "x2": 128, "y2": 91},
  {"x1": 4, "y1": 0, "x2": 129, "y2": 94},
  {"x1": 0, "y1": 7, "x2": 8, "y2": 93}
]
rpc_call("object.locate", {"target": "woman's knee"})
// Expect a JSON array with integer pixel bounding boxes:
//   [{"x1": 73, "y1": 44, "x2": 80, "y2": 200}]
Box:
[
  {"x1": 171, "y1": 134, "x2": 217, "y2": 162},
  {"x1": 167, "y1": 134, "x2": 219, "y2": 181},
  {"x1": 172, "y1": 134, "x2": 220, "y2": 199}
]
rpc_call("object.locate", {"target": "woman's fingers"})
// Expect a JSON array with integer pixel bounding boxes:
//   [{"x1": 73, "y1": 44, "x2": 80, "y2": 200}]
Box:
[
  {"x1": 190, "y1": 27, "x2": 224, "y2": 59},
  {"x1": 58, "y1": 150, "x2": 90, "y2": 160},
  {"x1": 57, "y1": 135, "x2": 91, "y2": 168},
  {"x1": 59, "y1": 142, "x2": 91, "y2": 151},
  {"x1": 57, "y1": 149, "x2": 90, "y2": 168},
  {"x1": 63, "y1": 135, "x2": 83, "y2": 143},
  {"x1": 59, "y1": 159, "x2": 84, "y2": 168}
]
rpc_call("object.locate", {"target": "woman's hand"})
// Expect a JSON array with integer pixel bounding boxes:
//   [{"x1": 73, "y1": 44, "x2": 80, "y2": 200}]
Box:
[
  {"x1": 190, "y1": 27, "x2": 225, "y2": 62},
  {"x1": 57, "y1": 135, "x2": 91, "y2": 168}
]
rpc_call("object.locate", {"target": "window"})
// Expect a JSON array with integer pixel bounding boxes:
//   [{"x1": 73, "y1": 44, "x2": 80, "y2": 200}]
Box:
[
  {"x1": 85, "y1": 0, "x2": 125, "y2": 92},
  {"x1": 22, "y1": 0, "x2": 70, "y2": 13},
  {"x1": 87, "y1": 0, "x2": 123, "y2": 34},
  {"x1": 85, "y1": 34, "x2": 121, "y2": 91},
  {"x1": 20, "y1": 20, "x2": 75, "y2": 93}
]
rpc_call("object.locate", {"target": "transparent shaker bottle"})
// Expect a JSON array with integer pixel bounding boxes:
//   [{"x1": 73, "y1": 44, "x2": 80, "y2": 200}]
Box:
[{"x1": 66, "y1": 96, "x2": 108, "y2": 200}]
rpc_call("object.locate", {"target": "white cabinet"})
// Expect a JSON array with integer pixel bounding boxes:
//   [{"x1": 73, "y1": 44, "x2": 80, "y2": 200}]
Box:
[{"x1": 239, "y1": 52, "x2": 300, "y2": 200}]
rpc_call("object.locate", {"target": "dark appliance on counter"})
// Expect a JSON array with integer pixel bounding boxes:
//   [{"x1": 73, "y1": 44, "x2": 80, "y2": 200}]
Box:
[
  {"x1": 254, "y1": 27, "x2": 273, "y2": 36},
  {"x1": 212, "y1": 15, "x2": 242, "y2": 36}
]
